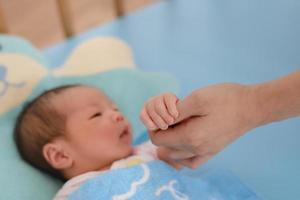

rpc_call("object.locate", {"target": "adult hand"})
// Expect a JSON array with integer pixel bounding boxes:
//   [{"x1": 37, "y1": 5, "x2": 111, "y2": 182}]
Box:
[
  {"x1": 148, "y1": 83, "x2": 266, "y2": 168},
  {"x1": 147, "y1": 70, "x2": 300, "y2": 168}
]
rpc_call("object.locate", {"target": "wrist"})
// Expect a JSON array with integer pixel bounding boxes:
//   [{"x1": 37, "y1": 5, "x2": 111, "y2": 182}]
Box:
[
  {"x1": 249, "y1": 71, "x2": 300, "y2": 125},
  {"x1": 236, "y1": 84, "x2": 269, "y2": 131},
  {"x1": 247, "y1": 84, "x2": 271, "y2": 127},
  {"x1": 236, "y1": 71, "x2": 300, "y2": 130},
  {"x1": 247, "y1": 80, "x2": 288, "y2": 127}
]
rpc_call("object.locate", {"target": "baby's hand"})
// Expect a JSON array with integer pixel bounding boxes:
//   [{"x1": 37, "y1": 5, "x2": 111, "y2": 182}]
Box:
[{"x1": 140, "y1": 92, "x2": 179, "y2": 131}]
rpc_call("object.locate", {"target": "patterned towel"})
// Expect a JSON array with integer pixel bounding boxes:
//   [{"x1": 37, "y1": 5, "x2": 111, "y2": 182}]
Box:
[{"x1": 69, "y1": 161, "x2": 261, "y2": 200}]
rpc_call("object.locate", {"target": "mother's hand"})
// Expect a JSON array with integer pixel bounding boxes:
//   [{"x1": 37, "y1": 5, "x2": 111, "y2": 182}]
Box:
[{"x1": 149, "y1": 83, "x2": 263, "y2": 168}]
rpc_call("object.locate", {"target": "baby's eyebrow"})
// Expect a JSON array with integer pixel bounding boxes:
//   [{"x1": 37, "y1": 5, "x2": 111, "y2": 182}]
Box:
[
  {"x1": 84, "y1": 104, "x2": 101, "y2": 113},
  {"x1": 88, "y1": 101, "x2": 103, "y2": 107},
  {"x1": 111, "y1": 103, "x2": 117, "y2": 107},
  {"x1": 110, "y1": 103, "x2": 119, "y2": 109}
]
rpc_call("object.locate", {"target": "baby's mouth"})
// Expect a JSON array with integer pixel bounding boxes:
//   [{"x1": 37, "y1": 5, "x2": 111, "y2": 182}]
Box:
[{"x1": 120, "y1": 126, "x2": 130, "y2": 138}]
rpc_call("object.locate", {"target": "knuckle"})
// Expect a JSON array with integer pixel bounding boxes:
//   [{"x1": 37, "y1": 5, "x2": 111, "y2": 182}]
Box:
[
  {"x1": 154, "y1": 100, "x2": 163, "y2": 111},
  {"x1": 190, "y1": 91, "x2": 206, "y2": 113}
]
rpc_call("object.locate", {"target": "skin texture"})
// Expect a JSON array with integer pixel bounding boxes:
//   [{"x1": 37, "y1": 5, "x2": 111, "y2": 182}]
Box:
[{"x1": 141, "y1": 70, "x2": 300, "y2": 168}]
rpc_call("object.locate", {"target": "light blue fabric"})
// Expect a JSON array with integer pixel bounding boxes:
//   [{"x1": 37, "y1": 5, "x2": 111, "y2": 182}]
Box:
[
  {"x1": 0, "y1": 34, "x2": 48, "y2": 66},
  {"x1": 69, "y1": 161, "x2": 261, "y2": 200},
  {"x1": 0, "y1": 68, "x2": 179, "y2": 200}
]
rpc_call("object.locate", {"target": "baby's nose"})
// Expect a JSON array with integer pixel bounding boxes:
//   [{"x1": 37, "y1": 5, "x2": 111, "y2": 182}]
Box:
[{"x1": 113, "y1": 112, "x2": 124, "y2": 122}]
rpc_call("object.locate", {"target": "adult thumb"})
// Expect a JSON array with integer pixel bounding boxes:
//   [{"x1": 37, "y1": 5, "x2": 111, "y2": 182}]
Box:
[{"x1": 173, "y1": 92, "x2": 201, "y2": 125}]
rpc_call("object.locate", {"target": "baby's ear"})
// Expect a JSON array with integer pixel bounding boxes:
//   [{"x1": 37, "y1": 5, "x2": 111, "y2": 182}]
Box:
[{"x1": 42, "y1": 140, "x2": 73, "y2": 170}]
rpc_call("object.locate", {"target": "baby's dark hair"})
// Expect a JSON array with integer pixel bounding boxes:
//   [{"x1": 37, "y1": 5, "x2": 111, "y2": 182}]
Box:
[{"x1": 14, "y1": 84, "x2": 81, "y2": 181}]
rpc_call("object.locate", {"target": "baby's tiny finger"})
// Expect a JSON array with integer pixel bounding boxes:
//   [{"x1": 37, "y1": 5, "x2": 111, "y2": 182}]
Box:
[
  {"x1": 140, "y1": 107, "x2": 157, "y2": 130},
  {"x1": 154, "y1": 98, "x2": 174, "y2": 125},
  {"x1": 164, "y1": 93, "x2": 179, "y2": 118},
  {"x1": 148, "y1": 108, "x2": 169, "y2": 130}
]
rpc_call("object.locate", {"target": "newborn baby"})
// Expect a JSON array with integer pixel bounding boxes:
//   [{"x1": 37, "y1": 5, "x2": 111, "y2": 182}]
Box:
[{"x1": 14, "y1": 84, "x2": 180, "y2": 200}]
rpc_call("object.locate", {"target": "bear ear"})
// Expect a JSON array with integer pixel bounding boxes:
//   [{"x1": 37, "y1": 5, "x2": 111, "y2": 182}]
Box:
[
  {"x1": 52, "y1": 37, "x2": 136, "y2": 77},
  {"x1": 0, "y1": 54, "x2": 48, "y2": 115}
]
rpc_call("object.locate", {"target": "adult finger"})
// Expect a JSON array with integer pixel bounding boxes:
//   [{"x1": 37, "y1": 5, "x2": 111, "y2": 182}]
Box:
[
  {"x1": 149, "y1": 117, "x2": 195, "y2": 148},
  {"x1": 178, "y1": 155, "x2": 210, "y2": 169},
  {"x1": 172, "y1": 92, "x2": 204, "y2": 125},
  {"x1": 157, "y1": 146, "x2": 195, "y2": 160},
  {"x1": 167, "y1": 149, "x2": 196, "y2": 160}
]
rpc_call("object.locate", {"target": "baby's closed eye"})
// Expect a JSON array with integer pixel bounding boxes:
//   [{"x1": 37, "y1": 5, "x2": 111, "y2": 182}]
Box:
[{"x1": 90, "y1": 112, "x2": 102, "y2": 119}]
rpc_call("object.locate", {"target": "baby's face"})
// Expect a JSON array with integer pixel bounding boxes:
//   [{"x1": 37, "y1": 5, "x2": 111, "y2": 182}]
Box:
[{"x1": 55, "y1": 86, "x2": 133, "y2": 171}]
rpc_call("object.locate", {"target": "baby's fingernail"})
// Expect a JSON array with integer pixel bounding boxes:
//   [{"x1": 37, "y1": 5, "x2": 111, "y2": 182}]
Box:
[{"x1": 149, "y1": 125, "x2": 156, "y2": 130}]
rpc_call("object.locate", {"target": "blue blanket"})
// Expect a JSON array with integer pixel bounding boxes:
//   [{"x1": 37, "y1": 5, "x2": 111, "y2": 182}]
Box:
[{"x1": 69, "y1": 161, "x2": 261, "y2": 200}]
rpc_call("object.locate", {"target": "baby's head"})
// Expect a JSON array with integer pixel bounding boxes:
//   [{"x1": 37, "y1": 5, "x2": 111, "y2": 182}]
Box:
[{"x1": 14, "y1": 85, "x2": 133, "y2": 181}]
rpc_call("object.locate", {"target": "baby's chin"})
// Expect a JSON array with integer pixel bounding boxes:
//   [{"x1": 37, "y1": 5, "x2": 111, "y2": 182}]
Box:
[
  {"x1": 119, "y1": 126, "x2": 133, "y2": 145},
  {"x1": 126, "y1": 146, "x2": 134, "y2": 156}
]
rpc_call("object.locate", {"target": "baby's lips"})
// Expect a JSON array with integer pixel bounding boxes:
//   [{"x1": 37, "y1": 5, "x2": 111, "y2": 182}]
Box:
[
  {"x1": 119, "y1": 124, "x2": 131, "y2": 138},
  {"x1": 128, "y1": 124, "x2": 133, "y2": 134},
  {"x1": 125, "y1": 124, "x2": 130, "y2": 132}
]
